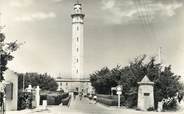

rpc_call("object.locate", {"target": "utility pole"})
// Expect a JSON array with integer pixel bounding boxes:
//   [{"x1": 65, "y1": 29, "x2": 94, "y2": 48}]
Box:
[
  {"x1": 158, "y1": 47, "x2": 162, "y2": 78},
  {"x1": 158, "y1": 47, "x2": 162, "y2": 64}
]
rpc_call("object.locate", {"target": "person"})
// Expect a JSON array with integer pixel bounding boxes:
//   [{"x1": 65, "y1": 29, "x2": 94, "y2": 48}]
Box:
[
  {"x1": 73, "y1": 91, "x2": 77, "y2": 100},
  {"x1": 79, "y1": 92, "x2": 83, "y2": 100},
  {"x1": 93, "y1": 94, "x2": 97, "y2": 104}
]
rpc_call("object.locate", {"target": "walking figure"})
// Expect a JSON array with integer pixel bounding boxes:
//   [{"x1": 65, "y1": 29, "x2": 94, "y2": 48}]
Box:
[
  {"x1": 73, "y1": 91, "x2": 77, "y2": 100},
  {"x1": 79, "y1": 92, "x2": 83, "y2": 100}
]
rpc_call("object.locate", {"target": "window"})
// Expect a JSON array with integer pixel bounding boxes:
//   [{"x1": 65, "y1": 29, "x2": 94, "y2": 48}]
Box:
[
  {"x1": 144, "y1": 93, "x2": 150, "y2": 96},
  {"x1": 77, "y1": 58, "x2": 78, "y2": 63},
  {"x1": 77, "y1": 37, "x2": 79, "y2": 42},
  {"x1": 77, "y1": 48, "x2": 79, "y2": 52},
  {"x1": 77, "y1": 26, "x2": 79, "y2": 31},
  {"x1": 66, "y1": 83, "x2": 68, "y2": 86}
]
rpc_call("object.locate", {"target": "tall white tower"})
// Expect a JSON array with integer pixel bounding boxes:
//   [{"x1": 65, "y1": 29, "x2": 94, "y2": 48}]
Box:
[{"x1": 71, "y1": 1, "x2": 85, "y2": 79}]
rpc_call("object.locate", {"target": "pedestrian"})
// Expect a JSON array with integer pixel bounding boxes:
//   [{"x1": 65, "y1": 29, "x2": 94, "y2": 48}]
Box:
[
  {"x1": 73, "y1": 91, "x2": 77, "y2": 100},
  {"x1": 79, "y1": 92, "x2": 83, "y2": 100},
  {"x1": 93, "y1": 94, "x2": 97, "y2": 104}
]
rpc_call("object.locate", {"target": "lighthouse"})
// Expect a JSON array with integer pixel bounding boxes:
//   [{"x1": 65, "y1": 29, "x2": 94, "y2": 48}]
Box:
[{"x1": 71, "y1": 1, "x2": 85, "y2": 80}]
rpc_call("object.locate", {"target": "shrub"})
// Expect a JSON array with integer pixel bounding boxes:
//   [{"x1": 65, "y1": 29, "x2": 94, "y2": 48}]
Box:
[
  {"x1": 163, "y1": 99, "x2": 177, "y2": 110},
  {"x1": 47, "y1": 95, "x2": 56, "y2": 105},
  {"x1": 40, "y1": 92, "x2": 69, "y2": 105},
  {"x1": 147, "y1": 107, "x2": 154, "y2": 111},
  {"x1": 18, "y1": 91, "x2": 33, "y2": 110},
  {"x1": 55, "y1": 95, "x2": 63, "y2": 105},
  {"x1": 40, "y1": 95, "x2": 47, "y2": 105},
  {"x1": 97, "y1": 97, "x2": 117, "y2": 106},
  {"x1": 62, "y1": 95, "x2": 71, "y2": 106},
  {"x1": 96, "y1": 94, "x2": 124, "y2": 106},
  {"x1": 61, "y1": 93, "x2": 69, "y2": 99}
]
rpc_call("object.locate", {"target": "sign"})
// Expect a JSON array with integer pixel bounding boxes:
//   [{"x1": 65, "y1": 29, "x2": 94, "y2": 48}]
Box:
[
  {"x1": 117, "y1": 91, "x2": 122, "y2": 95},
  {"x1": 116, "y1": 85, "x2": 122, "y2": 91},
  {"x1": 111, "y1": 87, "x2": 116, "y2": 91}
]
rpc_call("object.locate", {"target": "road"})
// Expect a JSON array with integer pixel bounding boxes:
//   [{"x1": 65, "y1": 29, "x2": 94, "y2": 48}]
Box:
[{"x1": 6, "y1": 96, "x2": 184, "y2": 114}]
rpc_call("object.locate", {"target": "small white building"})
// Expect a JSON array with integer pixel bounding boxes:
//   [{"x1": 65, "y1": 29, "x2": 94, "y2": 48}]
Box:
[
  {"x1": 137, "y1": 75, "x2": 154, "y2": 111},
  {"x1": 4, "y1": 70, "x2": 18, "y2": 111}
]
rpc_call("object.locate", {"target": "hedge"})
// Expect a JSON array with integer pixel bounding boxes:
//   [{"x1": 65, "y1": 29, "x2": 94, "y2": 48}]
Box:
[
  {"x1": 40, "y1": 92, "x2": 69, "y2": 105},
  {"x1": 62, "y1": 95, "x2": 71, "y2": 106},
  {"x1": 96, "y1": 94, "x2": 125, "y2": 106},
  {"x1": 18, "y1": 92, "x2": 33, "y2": 110}
]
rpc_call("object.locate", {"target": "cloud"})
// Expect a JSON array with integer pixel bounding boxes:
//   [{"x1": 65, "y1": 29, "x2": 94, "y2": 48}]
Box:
[
  {"x1": 101, "y1": 0, "x2": 183, "y2": 24},
  {"x1": 10, "y1": 0, "x2": 63, "y2": 7},
  {"x1": 10, "y1": 0, "x2": 34, "y2": 7},
  {"x1": 15, "y1": 12, "x2": 56, "y2": 22},
  {"x1": 52, "y1": 0, "x2": 63, "y2": 3}
]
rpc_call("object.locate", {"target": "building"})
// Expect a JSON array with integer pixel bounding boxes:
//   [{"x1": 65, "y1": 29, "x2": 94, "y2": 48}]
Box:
[
  {"x1": 137, "y1": 75, "x2": 154, "y2": 111},
  {"x1": 56, "y1": 77, "x2": 93, "y2": 94},
  {"x1": 4, "y1": 70, "x2": 18, "y2": 111},
  {"x1": 56, "y1": 1, "x2": 92, "y2": 93},
  {"x1": 71, "y1": 0, "x2": 85, "y2": 80}
]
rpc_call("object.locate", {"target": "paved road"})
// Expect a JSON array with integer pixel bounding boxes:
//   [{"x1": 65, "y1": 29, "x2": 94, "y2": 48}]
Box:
[
  {"x1": 7, "y1": 96, "x2": 184, "y2": 114},
  {"x1": 68, "y1": 96, "x2": 113, "y2": 114},
  {"x1": 64, "y1": 96, "x2": 184, "y2": 114}
]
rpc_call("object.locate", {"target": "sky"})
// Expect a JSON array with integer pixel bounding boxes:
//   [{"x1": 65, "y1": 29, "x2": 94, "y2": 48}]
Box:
[{"x1": 0, "y1": 0, "x2": 184, "y2": 78}]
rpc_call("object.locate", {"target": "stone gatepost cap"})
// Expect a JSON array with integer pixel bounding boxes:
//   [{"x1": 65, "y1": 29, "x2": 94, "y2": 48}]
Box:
[{"x1": 138, "y1": 75, "x2": 154, "y2": 85}]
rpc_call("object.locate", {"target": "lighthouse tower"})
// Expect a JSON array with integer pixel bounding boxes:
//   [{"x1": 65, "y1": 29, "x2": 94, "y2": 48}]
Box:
[{"x1": 71, "y1": 1, "x2": 85, "y2": 80}]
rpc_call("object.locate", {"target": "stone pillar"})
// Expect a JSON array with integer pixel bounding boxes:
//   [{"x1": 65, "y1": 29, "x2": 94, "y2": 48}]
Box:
[
  {"x1": 137, "y1": 75, "x2": 154, "y2": 111},
  {"x1": 35, "y1": 86, "x2": 40, "y2": 108},
  {"x1": 42, "y1": 100, "x2": 47, "y2": 110}
]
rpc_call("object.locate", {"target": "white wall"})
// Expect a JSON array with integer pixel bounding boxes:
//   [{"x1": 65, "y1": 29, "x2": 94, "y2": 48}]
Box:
[
  {"x1": 4, "y1": 70, "x2": 18, "y2": 111},
  {"x1": 137, "y1": 84, "x2": 154, "y2": 111}
]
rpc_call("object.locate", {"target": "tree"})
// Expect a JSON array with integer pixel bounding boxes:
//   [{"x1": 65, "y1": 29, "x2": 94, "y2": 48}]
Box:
[
  {"x1": 90, "y1": 55, "x2": 184, "y2": 109},
  {"x1": 0, "y1": 26, "x2": 20, "y2": 109},
  {"x1": 18, "y1": 72, "x2": 58, "y2": 91},
  {"x1": 0, "y1": 32, "x2": 20, "y2": 81}
]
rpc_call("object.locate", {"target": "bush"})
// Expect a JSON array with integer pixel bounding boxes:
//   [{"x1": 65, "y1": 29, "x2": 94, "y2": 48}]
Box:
[
  {"x1": 61, "y1": 93, "x2": 69, "y2": 99},
  {"x1": 55, "y1": 95, "x2": 63, "y2": 105},
  {"x1": 163, "y1": 99, "x2": 177, "y2": 110},
  {"x1": 40, "y1": 94, "x2": 47, "y2": 105},
  {"x1": 18, "y1": 91, "x2": 33, "y2": 110},
  {"x1": 40, "y1": 92, "x2": 69, "y2": 105},
  {"x1": 147, "y1": 107, "x2": 154, "y2": 111},
  {"x1": 97, "y1": 97, "x2": 117, "y2": 106},
  {"x1": 96, "y1": 94, "x2": 125, "y2": 106},
  {"x1": 62, "y1": 95, "x2": 71, "y2": 106},
  {"x1": 47, "y1": 95, "x2": 56, "y2": 105}
]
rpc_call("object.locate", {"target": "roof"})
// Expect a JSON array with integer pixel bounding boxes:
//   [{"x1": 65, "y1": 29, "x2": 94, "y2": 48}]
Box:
[
  {"x1": 141, "y1": 75, "x2": 151, "y2": 83},
  {"x1": 56, "y1": 78, "x2": 90, "y2": 82},
  {"x1": 138, "y1": 75, "x2": 154, "y2": 85}
]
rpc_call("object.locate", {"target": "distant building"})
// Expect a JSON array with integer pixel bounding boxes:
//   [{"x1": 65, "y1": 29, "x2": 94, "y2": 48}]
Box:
[{"x1": 56, "y1": 77, "x2": 93, "y2": 94}]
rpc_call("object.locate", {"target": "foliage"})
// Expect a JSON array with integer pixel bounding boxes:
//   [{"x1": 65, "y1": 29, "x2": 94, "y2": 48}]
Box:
[
  {"x1": 18, "y1": 73, "x2": 58, "y2": 91},
  {"x1": 39, "y1": 92, "x2": 68, "y2": 105},
  {"x1": 90, "y1": 55, "x2": 184, "y2": 109},
  {"x1": 96, "y1": 94, "x2": 125, "y2": 106},
  {"x1": 17, "y1": 91, "x2": 33, "y2": 110},
  {"x1": 62, "y1": 95, "x2": 71, "y2": 106},
  {"x1": 163, "y1": 99, "x2": 177, "y2": 110},
  {"x1": 0, "y1": 32, "x2": 20, "y2": 81},
  {"x1": 97, "y1": 97, "x2": 117, "y2": 106}
]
